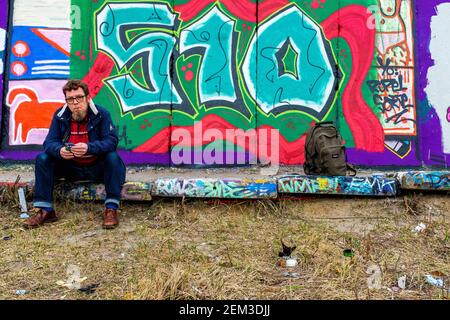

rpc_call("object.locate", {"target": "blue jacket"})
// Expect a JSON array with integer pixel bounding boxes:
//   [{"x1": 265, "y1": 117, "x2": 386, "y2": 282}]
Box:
[{"x1": 44, "y1": 101, "x2": 118, "y2": 160}]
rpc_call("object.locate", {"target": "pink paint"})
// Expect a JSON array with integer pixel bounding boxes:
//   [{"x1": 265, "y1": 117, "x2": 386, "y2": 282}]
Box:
[
  {"x1": 321, "y1": 5, "x2": 384, "y2": 152},
  {"x1": 185, "y1": 70, "x2": 194, "y2": 81},
  {"x1": 11, "y1": 61, "x2": 27, "y2": 76},
  {"x1": 12, "y1": 41, "x2": 30, "y2": 57},
  {"x1": 82, "y1": 52, "x2": 115, "y2": 98},
  {"x1": 174, "y1": 0, "x2": 289, "y2": 22},
  {"x1": 312, "y1": 0, "x2": 326, "y2": 9},
  {"x1": 447, "y1": 107, "x2": 450, "y2": 122},
  {"x1": 7, "y1": 80, "x2": 66, "y2": 145},
  {"x1": 31, "y1": 28, "x2": 71, "y2": 57},
  {"x1": 133, "y1": 114, "x2": 307, "y2": 164}
]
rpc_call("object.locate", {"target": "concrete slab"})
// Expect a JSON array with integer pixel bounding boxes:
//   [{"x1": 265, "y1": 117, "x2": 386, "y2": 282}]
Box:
[
  {"x1": 153, "y1": 177, "x2": 278, "y2": 199},
  {"x1": 3, "y1": 165, "x2": 449, "y2": 200},
  {"x1": 0, "y1": 181, "x2": 153, "y2": 201},
  {"x1": 396, "y1": 171, "x2": 450, "y2": 191},
  {"x1": 63, "y1": 181, "x2": 153, "y2": 201},
  {"x1": 277, "y1": 174, "x2": 398, "y2": 196}
]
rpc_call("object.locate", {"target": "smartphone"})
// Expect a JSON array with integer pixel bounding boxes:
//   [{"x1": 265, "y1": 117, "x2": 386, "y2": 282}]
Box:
[{"x1": 64, "y1": 143, "x2": 74, "y2": 151}]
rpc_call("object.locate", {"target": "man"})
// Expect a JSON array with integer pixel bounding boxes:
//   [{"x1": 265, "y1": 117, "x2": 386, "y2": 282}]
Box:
[{"x1": 23, "y1": 80, "x2": 126, "y2": 229}]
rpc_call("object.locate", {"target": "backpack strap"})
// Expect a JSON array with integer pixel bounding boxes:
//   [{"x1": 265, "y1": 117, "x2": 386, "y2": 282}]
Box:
[
  {"x1": 317, "y1": 121, "x2": 334, "y2": 127},
  {"x1": 346, "y1": 163, "x2": 357, "y2": 176},
  {"x1": 304, "y1": 125, "x2": 317, "y2": 158},
  {"x1": 304, "y1": 124, "x2": 322, "y2": 175},
  {"x1": 342, "y1": 146, "x2": 357, "y2": 176}
]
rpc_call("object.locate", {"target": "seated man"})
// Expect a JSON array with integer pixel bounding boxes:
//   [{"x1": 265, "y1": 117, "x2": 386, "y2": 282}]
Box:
[{"x1": 23, "y1": 80, "x2": 126, "y2": 229}]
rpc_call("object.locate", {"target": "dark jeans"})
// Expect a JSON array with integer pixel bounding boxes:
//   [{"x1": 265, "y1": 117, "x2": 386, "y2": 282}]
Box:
[{"x1": 33, "y1": 152, "x2": 126, "y2": 208}]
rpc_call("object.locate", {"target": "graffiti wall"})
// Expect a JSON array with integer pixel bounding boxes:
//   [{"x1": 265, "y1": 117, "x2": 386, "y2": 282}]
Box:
[
  {"x1": 0, "y1": 0, "x2": 71, "y2": 160},
  {"x1": 0, "y1": 0, "x2": 8, "y2": 128},
  {"x1": 419, "y1": 0, "x2": 450, "y2": 166},
  {"x1": 1, "y1": 0, "x2": 450, "y2": 170},
  {"x1": 277, "y1": 174, "x2": 398, "y2": 196}
]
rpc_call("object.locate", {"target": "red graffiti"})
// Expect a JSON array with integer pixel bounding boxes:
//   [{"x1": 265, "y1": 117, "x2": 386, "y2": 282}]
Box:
[
  {"x1": 174, "y1": 0, "x2": 289, "y2": 22},
  {"x1": 311, "y1": 0, "x2": 326, "y2": 10},
  {"x1": 133, "y1": 114, "x2": 306, "y2": 164},
  {"x1": 82, "y1": 52, "x2": 115, "y2": 98},
  {"x1": 181, "y1": 63, "x2": 195, "y2": 81},
  {"x1": 321, "y1": 5, "x2": 384, "y2": 152},
  {"x1": 89, "y1": 3, "x2": 384, "y2": 159},
  {"x1": 8, "y1": 88, "x2": 63, "y2": 143},
  {"x1": 133, "y1": 128, "x2": 171, "y2": 153}
]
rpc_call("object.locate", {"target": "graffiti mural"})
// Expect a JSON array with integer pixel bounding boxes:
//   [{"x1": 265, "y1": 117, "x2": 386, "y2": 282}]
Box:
[
  {"x1": 153, "y1": 178, "x2": 277, "y2": 198},
  {"x1": 1, "y1": 0, "x2": 450, "y2": 169},
  {"x1": 7, "y1": 81, "x2": 66, "y2": 145},
  {"x1": 0, "y1": 0, "x2": 8, "y2": 128},
  {"x1": 413, "y1": 0, "x2": 450, "y2": 168},
  {"x1": 366, "y1": 0, "x2": 417, "y2": 159},
  {"x1": 424, "y1": 2, "x2": 450, "y2": 157},
  {"x1": 1, "y1": 0, "x2": 71, "y2": 150},
  {"x1": 63, "y1": 181, "x2": 153, "y2": 201},
  {"x1": 277, "y1": 174, "x2": 398, "y2": 196},
  {"x1": 397, "y1": 171, "x2": 450, "y2": 190}
]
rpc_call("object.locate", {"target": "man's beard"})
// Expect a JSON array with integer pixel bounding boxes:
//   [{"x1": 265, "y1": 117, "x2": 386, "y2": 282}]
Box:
[{"x1": 72, "y1": 110, "x2": 87, "y2": 122}]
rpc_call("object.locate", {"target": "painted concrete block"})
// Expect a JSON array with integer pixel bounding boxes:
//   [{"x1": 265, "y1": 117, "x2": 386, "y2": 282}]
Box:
[
  {"x1": 63, "y1": 181, "x2": 153, "y2": 201},
  {"x1": 153, "y1": 178, "x2": 278, "y2": 199},
  {"x1": 396, "y1": 171, "x2": 450, "y2": 190},
  {"x1": 277, "y1": 175, "x2": 398, "y2": 196}
]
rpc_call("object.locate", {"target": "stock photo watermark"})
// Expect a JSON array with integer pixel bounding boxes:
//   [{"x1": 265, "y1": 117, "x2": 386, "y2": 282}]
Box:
[{"x1": 171, "y1": 125, "x2": 280, "y2": 175}]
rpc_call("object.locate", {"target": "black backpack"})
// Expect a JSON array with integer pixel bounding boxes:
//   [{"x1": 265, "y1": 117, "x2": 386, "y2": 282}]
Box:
[{"x1": 303, "y1": 122, "x2": 356, "y2": 176}]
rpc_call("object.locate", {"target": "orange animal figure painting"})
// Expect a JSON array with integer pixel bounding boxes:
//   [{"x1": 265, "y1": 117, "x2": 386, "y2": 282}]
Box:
[{"x1": 8, "y1": 88, "x2": 62, "y2": 143}]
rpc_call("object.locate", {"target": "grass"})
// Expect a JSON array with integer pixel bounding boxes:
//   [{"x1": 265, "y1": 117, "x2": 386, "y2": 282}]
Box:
[{"x1": 0, "y1": 192, "x2": 449, "y2": 300}]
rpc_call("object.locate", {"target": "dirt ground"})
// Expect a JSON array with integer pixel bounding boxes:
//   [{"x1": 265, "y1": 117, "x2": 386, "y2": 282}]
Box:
[{"x1": 0, "y1": 190, "x2": 449, "y2": 300}]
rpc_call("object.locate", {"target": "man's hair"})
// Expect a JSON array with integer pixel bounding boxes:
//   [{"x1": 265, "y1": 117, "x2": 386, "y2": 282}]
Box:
[{"x1": 62, "y1": 80, "x2": 89, "y2": 96}]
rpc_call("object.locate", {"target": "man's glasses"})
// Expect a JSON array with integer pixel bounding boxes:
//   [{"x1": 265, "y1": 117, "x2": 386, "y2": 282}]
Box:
[{"x1": 65, "y1": 95, "x2": 86, "y2": 104}]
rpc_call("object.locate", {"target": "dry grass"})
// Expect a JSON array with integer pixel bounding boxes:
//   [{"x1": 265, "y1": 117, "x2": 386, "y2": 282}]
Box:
[{"x1": 0, "y1": 190, "x2": 449, "y2": 300}]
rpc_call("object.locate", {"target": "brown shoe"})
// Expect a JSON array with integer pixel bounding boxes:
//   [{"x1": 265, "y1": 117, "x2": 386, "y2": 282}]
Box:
[
  {"x1": 102, "y1": 208, "x2": 119, "y2": 229},
  {"x1": 23, "y1": 208, "x2": 58, "y2": 229}
]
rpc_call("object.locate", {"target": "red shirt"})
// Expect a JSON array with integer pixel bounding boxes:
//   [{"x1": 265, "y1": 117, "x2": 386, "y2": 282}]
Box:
[{"x1": 67, "y1": 117, "x2": 97, "y2": 166}]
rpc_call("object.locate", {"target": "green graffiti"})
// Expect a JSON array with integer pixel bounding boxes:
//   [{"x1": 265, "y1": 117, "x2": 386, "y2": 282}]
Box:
[
  {"x1": 66, "y1": 0, "x2": 414, "y2": 164},
  {"x1": 179, "y1": 6, "x2": 237, "y2": 106},
  {"x1": 96, "y1": 2, "x2": 181, "y2": 115},
  {"x1": 242, "y1": 5, "x2": 338, "y2": 119}
]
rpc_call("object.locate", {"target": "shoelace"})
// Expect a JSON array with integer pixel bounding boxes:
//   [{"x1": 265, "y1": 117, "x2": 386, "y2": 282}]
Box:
[
  {"x1": 105, "y1": 210, "x2": 116, "y2": 219},
  {"x1": 30, "y1": 211, "x2": 44, "y2": 222}
]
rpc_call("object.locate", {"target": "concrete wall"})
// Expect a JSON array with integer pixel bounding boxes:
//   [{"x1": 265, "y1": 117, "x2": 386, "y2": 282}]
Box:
[{"x1": 0, "y1": 0, "x2": 449, "y2": 169}]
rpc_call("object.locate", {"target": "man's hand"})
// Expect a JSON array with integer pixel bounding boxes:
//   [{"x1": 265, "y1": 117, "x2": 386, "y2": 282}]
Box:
[
  {"x1": 60, "y1": 146, "x2": 75, "y2": 160},
  {"x1": 71, "y1": 142, "x2": 88, "y2": 157}
]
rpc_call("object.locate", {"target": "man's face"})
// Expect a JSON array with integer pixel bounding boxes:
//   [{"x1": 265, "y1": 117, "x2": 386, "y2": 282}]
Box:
[{"x1": 65, "y1": 87, "x2": 89, "y2": 122}]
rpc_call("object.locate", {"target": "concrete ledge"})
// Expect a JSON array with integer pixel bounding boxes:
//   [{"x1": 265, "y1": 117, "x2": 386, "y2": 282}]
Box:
[
  {"x1": 396, "y1": 171, "x2": 450, "y2": 191},
  {"x1": 153, "y1": 178, "x2": 278, "y2": 199},
  {"x1": 0, "y1": 181, "x2": 153, "y2": 201},
  {"x1": 4, "y1": 170, "x2": 450, "y2": 200},
  {"x1": 63, "y1": 182, "x2": 153, "y2": 201},
  {"x1": 0, "y1": 178, "x2": 278, "y2": 200},
  {"x1": 277, "y1": 174, "x2": 398, "y2": 196}
]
